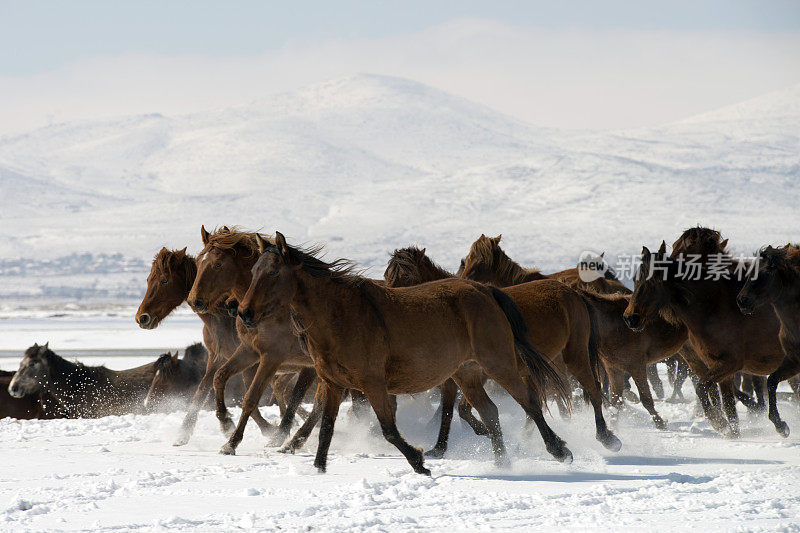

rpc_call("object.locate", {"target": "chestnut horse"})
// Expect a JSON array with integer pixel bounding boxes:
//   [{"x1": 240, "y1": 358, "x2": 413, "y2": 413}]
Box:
[
  {"x1": 8, "y1": 343, "x2": 157, "y2": 418},
  {"x1": 623, "y1": 238, "x2": 787, "y2": 437},
  {"x1": 135, "y1": 246, "x2": 273, "y2": 444},
  {"x1": 460, "y1": 234, "x2": 630, "y2": 294},
  {"x1": 459, "y1": 240, "x2": 623, "y2": 451},
  {"x1": 238, "y1": 232, "x2": 573, "y2": 475},
  {"x1": 737, "y1": 244, "x2": 800, "y2": 435},
  {"x1": 187, "y1": 227, "x2": 320, "y2": 455}
]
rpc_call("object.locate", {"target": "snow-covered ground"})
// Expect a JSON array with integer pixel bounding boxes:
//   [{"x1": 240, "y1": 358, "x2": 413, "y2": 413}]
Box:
[{"x1": 1, "y1": 320, "x2": 799, "y2": 531}]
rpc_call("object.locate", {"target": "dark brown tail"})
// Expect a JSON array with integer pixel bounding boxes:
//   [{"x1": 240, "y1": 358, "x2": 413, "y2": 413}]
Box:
[{"x1": 488, "y1": 286, "x2": 570, "y2": 408}]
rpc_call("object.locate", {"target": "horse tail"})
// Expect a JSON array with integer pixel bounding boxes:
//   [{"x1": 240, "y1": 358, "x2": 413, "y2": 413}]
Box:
[{"x1": 488, "y1": 285, "x2": 570, "y2": 408}]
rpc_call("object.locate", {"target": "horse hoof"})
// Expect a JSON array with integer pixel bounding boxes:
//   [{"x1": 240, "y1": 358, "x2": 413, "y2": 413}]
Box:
[
  {"x1": 555, "y1": 447, "x2": 573, "y2": 464},
  {"x1": 654, "y1": 418, "x2": 669, "y2": 431},
  {"x1": 277, "y1": 446, "x2": 295, "y2": 455},
  {"x1": 600, "y1": 433, "x2": 622, "y2": 452},
  {"x1": 494, "y1": 455, "x2": 511, "y2": 468},
  {"x1": 219, "y1": 419, "x2": 235, "y2": 437},
  {"x1": 415, "y1": 465, "x2": 432, "y2": 476},
  {"x1": 266, "y1": 432, "x2": 288, "y2": 448},
  {"x1": 724, "y1": 428, "x2": 741, "y2": 439},
  {"x1": 173, "y1": 433, "x2": 190, "y2": 447},
  {"x1": 219, "y1": 443, "x2": 236, "y2": 456},
  {"x1": 424, "y1": 448, "x2": 445, "y2": 459},
  {"x1": 315, "y1": 465, "x2": 327, "y2": 474},
  {"x1": 776, "y1": 422, "x2": 790, "y2": 438}
]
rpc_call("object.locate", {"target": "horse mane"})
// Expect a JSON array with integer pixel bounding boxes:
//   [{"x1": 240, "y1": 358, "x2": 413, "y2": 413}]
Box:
[
  {"x1": 38, "y1": 346, "x2": 109, "y2": 384},
  {"x1": 761, "y1": 243, "x2": 800, "y2": 275},
  {"x1": 153, "y1": 247, "x2": 197, "y2": 290},
  {"x1": 183, "y1": 342, "x2": 208, "y2": 363},
  {"x1": 273, "y1": 239, "x2": 387, "y2": 331},
  {"x1": 671, "y1": 226, "x2": 730, "y2": 257},
  {"x1": 387, "y1": 246, "x2": 454, "y2": 282},
  {"x1": 203, "y1": 226, "x2": 270, "y2": 258},
  {"x1": 469, "y1": 235, "x2": 540, "y2": 284}
]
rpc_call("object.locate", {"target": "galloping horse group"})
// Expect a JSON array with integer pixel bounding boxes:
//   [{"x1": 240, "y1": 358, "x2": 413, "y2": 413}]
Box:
[{"x1": 6, "y1": 225, "x2": 800, "y2": 475}]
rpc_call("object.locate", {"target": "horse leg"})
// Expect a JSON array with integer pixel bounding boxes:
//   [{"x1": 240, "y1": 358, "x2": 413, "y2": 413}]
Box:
[
  {"x1": 212, "y1": 345, "x2": 260, "y2": 436},
  {"x1": 219, "y1": 357, "x2": 283, "y2": 455},
  {"x1": 670, "y1": 356, "x2": 689, "y2": 401},
  {"x1": 268, "y1": 367, "x2": 318, "y2": 447},
  {"x1": 563, "y1": 344, "x2": 621, "y2": 452},
  {"x1": 348, "y1": 389, "x2": 371, "y2": 419},
  {"x1": 174, "y1": 353, "x2": 222, "y2": 446},
  {"x1": 451, "y1": 370, "x2": 507, "y2": 466},
  {"x1": 457, "y1": 393, "x2": 490, "y2": 436},
  {"x1": 279, "y1": 382, "x2": 324, "y2": 453},
  {"x1": 751, "y1": 375, "x2": 766, "y2": 413},
  {"x1": 312, "y1": 382, "x2": 345, "y2": 473},
  {"x1": 719, "y1": 378, "x2": 740, "y2": 438},
  {"x1": 608, "y1": 368, "x2": 626, "y2": 409},
  {"x1": 362, "y1": 383, "x2": 430, "y2": 475},
  {"x1": 426, "y1": 379, "x2": 458, "y2": 458},
  {"x1": 647, "y1": 363, "x2": 664, "y2": 400},
  {"x1": 631, "y1": 367, "x2": 667, "y2": 429},
  {"x1": 789, "y1": 375, "x2": 800, "y2": 405},
  {"x1": 766, "y1": 353, "x2": 800, "y2": 438}
]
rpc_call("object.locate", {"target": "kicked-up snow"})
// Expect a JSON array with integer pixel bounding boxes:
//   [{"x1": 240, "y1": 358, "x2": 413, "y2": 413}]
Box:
[
  {"x1": 1, "y1": 367, "x2": 799, "y2": 531},
  {"x1": 0, "y1": 321, "x2": 799, "y2": 531}
]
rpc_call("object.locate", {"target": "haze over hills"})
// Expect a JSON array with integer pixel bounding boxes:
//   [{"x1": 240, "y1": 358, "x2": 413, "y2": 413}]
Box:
[{"x1": 0, "y1": 74, "x2": 798, "y2": 304}]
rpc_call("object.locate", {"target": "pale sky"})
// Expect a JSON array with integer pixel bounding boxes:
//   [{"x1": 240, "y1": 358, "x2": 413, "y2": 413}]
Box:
[{"x1": 1, "y1": 0, "x2": 799, "y2": 133}]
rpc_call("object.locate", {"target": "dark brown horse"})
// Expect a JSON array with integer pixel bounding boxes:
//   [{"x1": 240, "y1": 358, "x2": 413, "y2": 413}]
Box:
[
  {"x1": 623, "y1": 237, "x2": 787, "y2": 437},
  {"x1": 737, "y1": 243, "x2": 800, "y2": 436},
  {"x1": 143, "y1": 343, "x2": 216, "y2": 410},
  {"x1": 460, "y1": 234, "x2": 630, "y2": 294},
  {"x1": 576, "y1": 288, "x2": 704, "y2": 429},
  {"x1": 135, "y1": 245, "x2": 273, "y2": 445},
  {"x1": 238, "y1": 233, "x2": 576, "y2": 474},
  {"x1": 8, "y1": 343, "x2": 157, "y2": 418},
  {"x1": 1, "y1": 370, "x2": 48, "y2": 419},
  {"x1": 185, "y1": 227, "x2": 320, "y2": 455},
  {"x1": 457, "y1": 242, "x2": 623, "y2": 451}
]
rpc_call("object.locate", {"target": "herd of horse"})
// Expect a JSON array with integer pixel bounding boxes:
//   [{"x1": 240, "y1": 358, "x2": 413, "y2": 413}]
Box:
[{"x1": 4, "y1": 226, "x2": 800, "y2": 475}]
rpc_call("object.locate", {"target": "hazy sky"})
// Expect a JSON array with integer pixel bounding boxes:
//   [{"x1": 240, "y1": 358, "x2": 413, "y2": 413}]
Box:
[{"x1": 1, "y1": 0, "x2": 799, "y2": 133}]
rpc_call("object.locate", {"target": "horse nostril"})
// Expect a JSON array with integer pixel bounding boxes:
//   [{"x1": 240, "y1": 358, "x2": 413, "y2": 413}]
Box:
[{"x1": 138, "y1": 314, "x2": 150, "y2": 325}]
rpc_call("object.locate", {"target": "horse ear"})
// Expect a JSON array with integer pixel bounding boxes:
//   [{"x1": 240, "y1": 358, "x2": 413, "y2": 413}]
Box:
[
  {"x1": 420, "y1": 247, "x2": 426, "y2": 255},
  {"x1": 720, "y1": 238, "x2": 728, "y2": 250},
  {"x1": 658, "y1": 240, "x2": 667, "y2": 256},
  {"x1": 172, "y1": 351, "x2": 179, "y2": 363},
  {"x1": 600, "y1": 251, "x2": 605, "y2": 258},
  {"x1": 201, "y1": 225, "x2": 210, "y2": 245},
  {"x1": 275, "y1": 231, "x2": 290, "y2": 257},
  {"x1": 255, "y1": 233, "x2": 269, "y2": 254},
  {"x1": 642, "y1": 246, "x2": 651, "y2": 259},
  {"x1": 492, "y1": 234, "x2": 502, "y2": 244},
  {"x1": 179, "y1": 247, "x2": 187, "y2": 256},
  {"x1": 223, "y1": 225, "x2": 230, "y2": 232}
]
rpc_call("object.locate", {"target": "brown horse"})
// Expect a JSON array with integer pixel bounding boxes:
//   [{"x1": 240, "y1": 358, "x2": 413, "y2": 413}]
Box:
[
  {"x1": 737, "y1": 244, "x2": 800, "y2": 436},
  {"x1": 576, "y1": 288, "x2": 705, "y2": 429},
  {"x1": 186, "y1": 227, "x2": 321, "y2": 455},
  {"x1": 460, "y1": 234, "x2": 630, "y2": 294},
  {"x1": 8, "y1": 343, "x2": 157, "y2": 418},
  {"x1": 1, "y1": 370, "x2": 48, "y2": 419},
  {"x1": 135, "y1": 245, "x2": 273, "y2": 445},
  {"x1": 623, "y1": 237, "x2": 787, "y2": 437},
  {"x1": 458, "y1": 241, "x2": 623, "y2": 451},
  {"x1": 238, "y1": 232, "x2": 575, "y2": 474}
]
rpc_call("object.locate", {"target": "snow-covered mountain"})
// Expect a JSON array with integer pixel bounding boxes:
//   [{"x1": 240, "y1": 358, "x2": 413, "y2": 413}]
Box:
[{"x1": 1, "y1": 74, "x2": 798, "y2": 304}]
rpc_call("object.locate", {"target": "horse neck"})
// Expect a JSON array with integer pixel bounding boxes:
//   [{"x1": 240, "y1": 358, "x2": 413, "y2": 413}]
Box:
[
  {"x1": 772, "y1": 276, "x2": 800, "y2": 337},
  {"x1": 198, "y1": 311, "x2": 238, "y2": 354},
  {"x1": 421, "y1": 260, "x2": 453, "y2": 281}
]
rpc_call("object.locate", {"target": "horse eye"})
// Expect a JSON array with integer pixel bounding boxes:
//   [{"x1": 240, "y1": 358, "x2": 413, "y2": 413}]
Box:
[
  {"x1": 159, "y1": 278, "x2": 168, "y2": 286},
  {"x1": 213, "y1": 263, "x2": 222, "y2": 269},
  {"x1": 270, "y1": 269, "x2": 279, "y2": 275}
]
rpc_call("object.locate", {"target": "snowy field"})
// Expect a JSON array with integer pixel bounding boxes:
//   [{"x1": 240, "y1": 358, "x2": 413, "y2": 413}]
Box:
[{"x1": 1, "y1": 320, "x2": 800, "y2": 531}]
